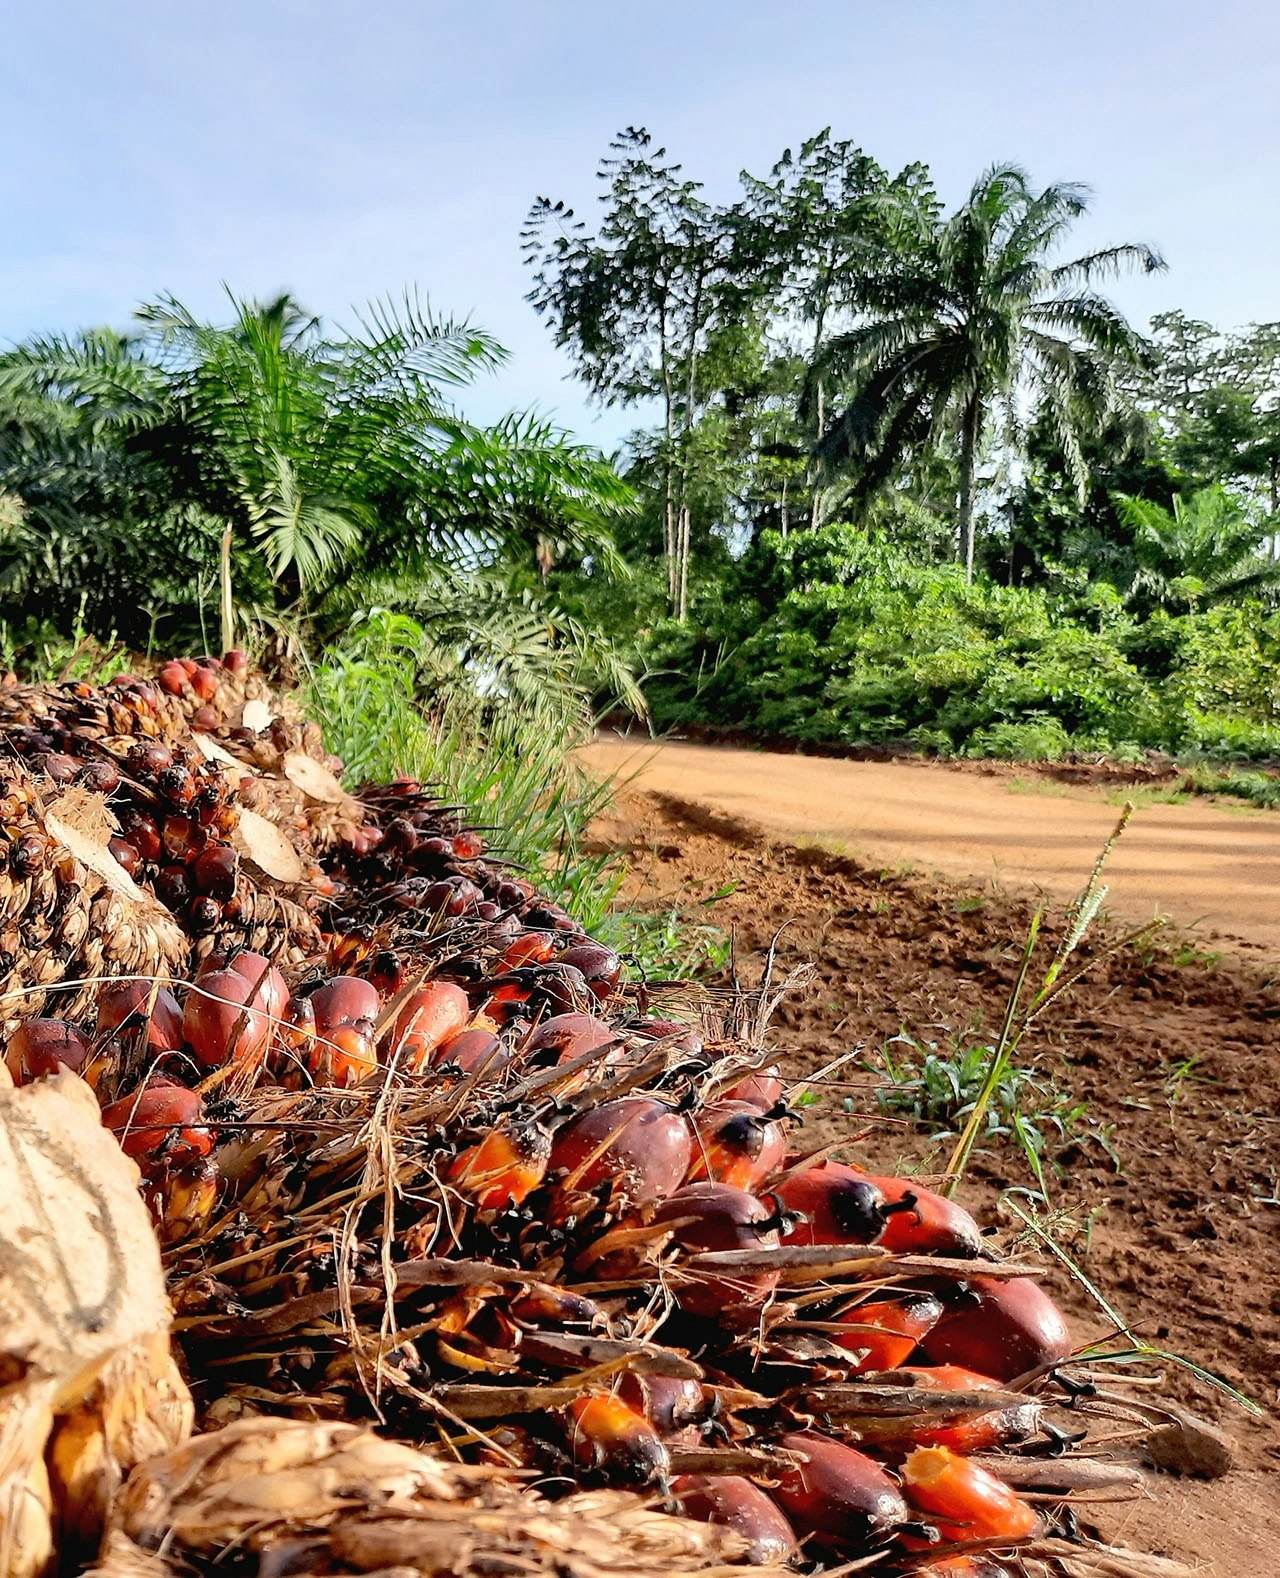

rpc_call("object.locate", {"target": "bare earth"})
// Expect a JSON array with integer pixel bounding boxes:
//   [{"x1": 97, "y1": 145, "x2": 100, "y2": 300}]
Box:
[
  {"x1": 583, "y1": 737, "x2": 1280, "y2": 1575},
  {"x1": 584, "y1": 738, "x2": 1280, "y2": 958}
]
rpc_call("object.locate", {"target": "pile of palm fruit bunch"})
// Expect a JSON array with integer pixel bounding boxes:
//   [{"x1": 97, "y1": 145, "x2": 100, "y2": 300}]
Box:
[{"x1": 0, "y1": 654, "x2": 1184, "y2": 1578}]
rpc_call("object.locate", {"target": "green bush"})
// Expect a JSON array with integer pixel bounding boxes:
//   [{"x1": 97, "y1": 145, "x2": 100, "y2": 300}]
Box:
[{"x1": 639, "y1": 528, "x2": 1280, "y2": 764}]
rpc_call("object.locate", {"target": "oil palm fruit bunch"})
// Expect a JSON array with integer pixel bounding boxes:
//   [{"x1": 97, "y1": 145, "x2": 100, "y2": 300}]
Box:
[{"x1": 0, "y1": 656, "x2": 1161, "y2": 1577}]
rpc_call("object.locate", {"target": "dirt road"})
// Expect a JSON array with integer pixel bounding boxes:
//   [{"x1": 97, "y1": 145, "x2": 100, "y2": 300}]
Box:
[{"x1": 584, "y1": 737, "x2": 1280, "y2": 957}]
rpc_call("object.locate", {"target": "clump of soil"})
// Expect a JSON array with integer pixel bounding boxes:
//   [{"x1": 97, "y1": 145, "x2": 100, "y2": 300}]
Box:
[{"x1": 593, "y1": 789, "x2": 1280, "y2": 1455}]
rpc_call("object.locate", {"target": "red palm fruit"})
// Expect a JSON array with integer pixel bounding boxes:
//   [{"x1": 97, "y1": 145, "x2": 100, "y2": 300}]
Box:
[
  {"x1": 773, "y1": 1432, "x2": 908, "y2": 1554},
  {"x1": 523, "y1": 1012, "x2": 616, "y2": 1064},
  {"x1": 177, "y1": 658, "x2": 200, "y2": 677},
  {"x1": 652, "y1": 1182, "x2": 784, "y2": 1316},
  {"x1": 451, "y1": 829, "x2": 485, "y2": 860},
  {"x1": 719, "y1": 1064, "x2": 783, "y2": 1109},
  {"x1": 431, "y1": 1027, "x2": 509, "y2": 1076},
  {"x1": 189, "y1": 665, "x2": 219, "y2": 701},
  {"x1": 310, "y1": 1021, "x2": 378, "y2": 1087},
  {"x1": 183, "y1": 969, "x2": 274, "y2": 1069},
  {"x1": 6, "y1": 1018, "x2": 91, "y2": 1082},
  {"x1": 568, "y1": 1395, "x2": 669, "y2": 1486},
  {"x1": 222, "y1": 647, "x2": 248, "y2": 673},
  {"x1": 213, "y1": 951, "x2": 289, "y2": 1025},
  {"x1": 673, "y1": 1475, "x2": 797, "y2": 1566},
  {"x1": 920, "y1": 1277, "x2": 1072, "y2": 1382},
  {"x1": 449, "y1": 1125, "x2": 550, "y2": 1210},
  {"x1": 193, "y1": 843, "x2": 238, "y2": 900},
  {"x1": 157, "y1": 661, "x2": 189, "y2": 696},
  {"x1": 383, "y1": 981, "x2": 470, "y2": 1071},
  {"x1": 161, "y1": 813, "x2": 203, "y2": 862},
  {"x1": 556, "y1": 942, "x2": 622, "y2": 1002},
  {"x1": 832, "y1": 1291, "x2": 945, "y2": 1372},
  {"x1": 108, "y1": 836, "x2": 141, "y2": 876},
  {"x1": 97, "y1": 979, "x2": 185, "y2": 1052},
  {"x1": 617, "y1": 1374, "x2": 706, "y2": 1439},
  {"x1": 902, "y1": 1445, "x2": 1041, "y2": 1543},
  {"x1": 873, "y1": 1366, "x2": 1041, "y2": 1454},
  {"x1": 687, "y1": 1102, "x2": 786, "y2": 1190},
  {"x1": 192, "y1": 704, "x2": 220, "y2": 731},
  {"x1": 497, "y1": 931, "x2": 556, "y2": 970},
  {"x1": 78, "y1": 758, "x2": 121, "y2": 794},
  {"x1": 310, "y1": 974, "x2": 380, "y2": 1035},
  {"x1": 858, "y1": 1172, "x2": 985, "y2": 1258},
  {"x1": 101, "y1": 1077, "x2": 213, "y2": 1166},
  {"x1": 551, "y1": 1097, "x2": 694, "y2": 1206},
  {"x1": 774, "y1": 1162, "x2": 890, "y2": 1247}
]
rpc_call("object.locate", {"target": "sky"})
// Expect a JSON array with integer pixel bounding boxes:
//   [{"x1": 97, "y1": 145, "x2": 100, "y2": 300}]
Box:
[{"x1": 2, "y1": 1, "x2": 1276, "y2": 447}]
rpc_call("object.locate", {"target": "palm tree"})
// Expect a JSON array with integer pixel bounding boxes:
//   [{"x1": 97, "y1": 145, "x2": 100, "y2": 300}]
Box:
[
  {"x1": 817, "y1": 166, "x2": 1163, "y2": 580},
  {"x1": 1116, "y1": 486, "x2": 1280, "y2": 611},
  {"x1": 0, "y1": 290, "x2": 632, "y2": 645}
]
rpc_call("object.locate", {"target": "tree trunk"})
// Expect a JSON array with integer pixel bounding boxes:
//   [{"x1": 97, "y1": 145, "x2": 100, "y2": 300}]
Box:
[
  {"x1": 677, "y1": 502, "x2": 691, "y2": 623},
  {"x1": 219, "y1": 525, "x2": 235, "y2": 653},
  {"x1": 957, "y1": 396, "x2": 982, "y2": 584}
]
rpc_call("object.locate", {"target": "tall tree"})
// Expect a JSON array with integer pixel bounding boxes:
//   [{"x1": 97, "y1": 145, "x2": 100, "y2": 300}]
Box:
[{"x1": 816, "y1": 165, "x2": 1163, "y2": 580}]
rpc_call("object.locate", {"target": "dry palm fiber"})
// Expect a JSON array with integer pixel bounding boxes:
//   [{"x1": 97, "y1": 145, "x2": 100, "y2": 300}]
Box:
[
  {"x1": 0, "y1": 1069, "x2": 190, "y2": 1578},
  {"x1": 89, "y1": 1417, "x2": 769, "y2": 1577}
]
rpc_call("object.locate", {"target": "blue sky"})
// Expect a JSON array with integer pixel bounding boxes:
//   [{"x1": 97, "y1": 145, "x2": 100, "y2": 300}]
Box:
[{"x1": 2, "y1": 1, "x2": 1276, "y2": 446}]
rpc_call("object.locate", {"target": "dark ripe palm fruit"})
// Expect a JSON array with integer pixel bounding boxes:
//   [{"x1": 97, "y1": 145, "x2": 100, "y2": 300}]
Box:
[
  {"x1": 6, "y1": 1018, "x2": 91, "y2": 1082},
  {"x1": 38, "y1": 752, "x2": 80, "y2": 785},
  {"x1": 550, "y1": 1097, "x2": 694, "y2": 1206},
  {"x1": 556, "y1": 942, "x2": 622, "y2": 1002},
  {"x1": 673, "y1": 1476, "x2": 797, "y2": 1566},
  {"x1": 773, "y1": 1432, "x2": 908, "y2": 1554},
  {"x1": 431, "y1": 1026, "x2": 509, "y2": 1076},
  {"x1": 383, "y1": 981, "x2": 470, "y2": 1071},
  {"x1": 156, "y1": 763, "x2": 197, "y2": 808},
  {"x1": 108, "y1": 836, "x2": 141, "y2": 877},
  {"x1": 222, "y1": 647, "x2": 249, "y2": 674},
  {"x1": 192, "y1": 843, "x2": 238, "y2": 900},
  {"x1": 368, "y1": 949, "x2": 404, "y2": 998},
  {"x1": 78, "y1": 758, "x2": 121, "y2": 795},
  {"x1": 921, "y1": 1276, "x2": 1072, "y2": 1381},
  {"x1": 568, "y1": 1395, "x2": 670, "y2": 1486},
  {"x1": 126, "y1": 742, "x2": 174, "y2": 779},
  {"x1": 617, "y1": 1373, "x2": 706, "y2": 1439},
  {"x1": 11, "y1": 832, "x2": 52, "y2": 877},
  {"x1": 183, "y1": 967, "x2": 273, "y2": 1069},
  {"x1": 451, "y1": 829, "x2": 485, "y2": 860},
  {"x1": 833, "y1": 1291, "x2": 945, "y2": 1372},
  {"x1": 155, "y1": 863, "x2": 192, "y2": 911},
  {"x1": 686, "y1": 1102, "x2": 786, "y2": 1191},
  {"x1": 188, "y1": 896, "x2": 223, "y2": 933},
  {"x1": 191, "y1": 704, "x2": 220, "y2": 732},
  {"x1": 652, "y1": 1182, "x2": 784, "y2": 1316},
  {"x1": 310, "y1": 974, "x2": 380, "y2": 1036},
  {"x1": 861, "y1": 1172, "x2": 985, "y2": 1258},
  {"x1": 902, "y1": 1445, "x2": 1041, "y2": 1543},
  {"x1": 774, "y1": 1162, "x2": 889, "y2": 1247},
  {"x1": 121, "y1": 809, "x2": 162, "y2": 864},
  {"x1": 101, "y1": 1077, "x2": 213, "y2": 1168},
  {"x1": 448, "y1": 1124, "x2": 550, "y2": 1210},
  {"x1": 523, "y1": 1012, "x2": 615, "y2": 1065},
  {"x1": 97, "y1": 978, "x2": 185, "y2": 1052},
  {"x1": 720, "y1": 1064, "x2": 783, "y2": 1110}
]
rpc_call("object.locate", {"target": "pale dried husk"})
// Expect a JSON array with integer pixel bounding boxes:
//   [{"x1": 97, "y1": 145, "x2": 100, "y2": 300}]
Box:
[
  {"x1": 93, "y1": 1417, "x2": 770, "y2": 1577},
  {"x1": 0, "y1": 1075, "x2": 191, "y2": 1577}
]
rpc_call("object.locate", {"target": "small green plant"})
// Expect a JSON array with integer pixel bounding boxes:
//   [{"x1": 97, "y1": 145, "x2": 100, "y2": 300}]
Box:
[{"x1": 873, "y1": 1032, "x2": 1119, "y2": 1192}]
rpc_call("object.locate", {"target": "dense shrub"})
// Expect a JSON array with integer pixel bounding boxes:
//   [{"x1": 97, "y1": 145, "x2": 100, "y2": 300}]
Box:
[{"x1": 638, "y1": 528, "x2": 1280, "y2": 760}]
